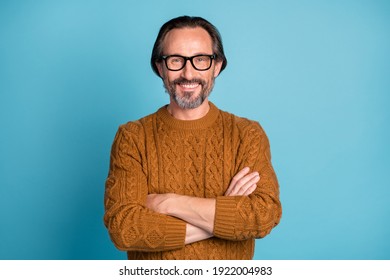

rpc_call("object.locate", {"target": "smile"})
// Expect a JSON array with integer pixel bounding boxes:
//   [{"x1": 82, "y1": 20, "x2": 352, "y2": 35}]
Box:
[{"x1": 179, "y1": 83, "x2": 200, "y2": 89}]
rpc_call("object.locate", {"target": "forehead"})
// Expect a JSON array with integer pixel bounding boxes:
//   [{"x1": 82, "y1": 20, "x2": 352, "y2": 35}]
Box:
[{"x1": 162, "y1": 27, "x2": 213, "y2": 56}]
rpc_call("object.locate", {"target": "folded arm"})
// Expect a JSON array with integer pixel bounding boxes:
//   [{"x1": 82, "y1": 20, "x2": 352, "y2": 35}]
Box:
[
  {"x1": 146, "y1": 122, "x2": 282, "y2": 242},
  {"x1": 146, "y1": 167, "x2": 260, "y2": 243}
]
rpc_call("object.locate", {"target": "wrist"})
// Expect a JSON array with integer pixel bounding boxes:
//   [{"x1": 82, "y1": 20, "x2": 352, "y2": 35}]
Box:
[{"x1": 162, "y1": 193, "x2": 181, "y2": 215}]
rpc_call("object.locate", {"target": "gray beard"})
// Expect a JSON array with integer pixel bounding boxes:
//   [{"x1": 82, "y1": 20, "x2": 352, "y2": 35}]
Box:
[{"x1": 164, "y1": 78, "x2": 215, "y2": 109}]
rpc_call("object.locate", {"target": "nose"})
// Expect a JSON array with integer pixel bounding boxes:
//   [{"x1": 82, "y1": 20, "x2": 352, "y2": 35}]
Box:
[{"x1": 180, "y1": 60, "x2": 197, "y2": 80}]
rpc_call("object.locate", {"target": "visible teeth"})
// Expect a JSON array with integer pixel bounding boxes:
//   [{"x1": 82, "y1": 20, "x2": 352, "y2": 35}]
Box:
[{"x1": 180, "y1": 83, "x2": 199, "y2": 89}]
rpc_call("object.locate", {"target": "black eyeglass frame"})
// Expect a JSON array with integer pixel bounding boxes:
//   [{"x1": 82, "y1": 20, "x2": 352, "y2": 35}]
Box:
[{"x1": 160, "y1": 54, "x2": 216, "y2": 71}]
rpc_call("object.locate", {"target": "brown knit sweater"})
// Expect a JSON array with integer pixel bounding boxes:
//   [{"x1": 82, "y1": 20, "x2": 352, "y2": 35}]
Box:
[{"x1": 104, "y1": 102, "x2": 281, "y2": 259}]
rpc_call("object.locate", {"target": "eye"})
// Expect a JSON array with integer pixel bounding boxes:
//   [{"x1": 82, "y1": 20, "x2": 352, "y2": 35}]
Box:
[
  {"x1": 195, "y1": 56, "x2": 207, "y2": 62},
  {"x1": 169, "y1": 56, "x2": 184, "y2": 64}
]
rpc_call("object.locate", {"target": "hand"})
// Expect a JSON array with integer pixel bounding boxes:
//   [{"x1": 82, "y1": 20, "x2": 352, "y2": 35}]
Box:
[
  {"x1": 224, "y1": 167, "x2": 260, "y2": 196},
  {"x1": 146, "y1": 193, "x2": 176, "y2": 214},
  {"x1": 185, "y1": 223, "x2": 213, "y2": 244}
]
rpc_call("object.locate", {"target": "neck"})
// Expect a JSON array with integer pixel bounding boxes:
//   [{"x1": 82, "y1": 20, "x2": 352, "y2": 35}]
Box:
[{"x1": 167, "y1": 98, "x2": 210, "y2": 120}]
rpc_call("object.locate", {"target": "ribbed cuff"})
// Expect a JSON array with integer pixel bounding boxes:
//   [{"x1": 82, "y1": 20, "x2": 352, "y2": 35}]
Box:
[
  {"x1": 213, "y1": 196, "x2": 237, "y2": 239},
  {"x1": 164, "y1": 218, "x2": 187, "y2": 250}
]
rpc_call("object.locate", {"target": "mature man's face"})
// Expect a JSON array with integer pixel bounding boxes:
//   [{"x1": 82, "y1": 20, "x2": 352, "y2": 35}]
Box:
[{"x1": 157, "y1": 27, "x2": 222, "y2": 109}]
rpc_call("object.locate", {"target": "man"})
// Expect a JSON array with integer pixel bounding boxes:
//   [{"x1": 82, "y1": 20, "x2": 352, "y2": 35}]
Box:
[{"x1": 104, "y1": 16, "x2": 281, "y2": 260}]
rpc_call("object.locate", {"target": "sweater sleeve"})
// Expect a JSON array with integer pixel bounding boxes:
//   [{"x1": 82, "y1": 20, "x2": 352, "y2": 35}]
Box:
[
  {"x1": 213, "y1": 120, "x2": 282, "y2": 240},
  {"x1": 104, "y1": 124, "x2": 186, "y2": 252}
]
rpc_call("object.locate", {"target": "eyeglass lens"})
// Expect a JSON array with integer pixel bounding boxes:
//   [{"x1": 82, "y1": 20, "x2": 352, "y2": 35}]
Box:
[{"x1": 165, "y1": 55, "x2": 213, "y2": 71}]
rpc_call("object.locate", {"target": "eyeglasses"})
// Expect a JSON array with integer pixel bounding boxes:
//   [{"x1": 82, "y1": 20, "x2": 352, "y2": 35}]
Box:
[{"x1": 161, "y1": 54, "x2": 216, "y2": 71}]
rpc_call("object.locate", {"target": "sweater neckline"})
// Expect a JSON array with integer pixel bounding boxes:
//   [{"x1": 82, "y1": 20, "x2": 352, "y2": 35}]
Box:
[{"x1": 157, "y1": 102, "x2": 220, "y2": 130}]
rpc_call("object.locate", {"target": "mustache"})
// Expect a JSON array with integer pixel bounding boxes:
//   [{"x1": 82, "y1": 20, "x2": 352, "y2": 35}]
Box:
[{"x1": 173, "y1": 78, "x2": 206, "y2": 86}]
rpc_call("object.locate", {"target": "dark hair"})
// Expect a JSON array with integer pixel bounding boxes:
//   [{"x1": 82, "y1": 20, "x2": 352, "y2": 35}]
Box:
[{"x1": 151, "y1": 16, "x2": 227, "y2": 78}]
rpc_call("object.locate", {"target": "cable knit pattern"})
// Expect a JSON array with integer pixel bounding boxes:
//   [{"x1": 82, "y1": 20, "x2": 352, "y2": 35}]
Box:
[{"x1": 104, "y1": 102, "x2": 281, "y2": 259}]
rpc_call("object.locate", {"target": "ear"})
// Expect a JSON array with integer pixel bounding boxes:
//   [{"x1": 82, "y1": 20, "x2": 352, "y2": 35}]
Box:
[
  {"x1": 213, "y1": 60, "x2": 223, "y2": 78},
  {"x1": 156, "y1": 62, "x2": 164, "y2": 78}
]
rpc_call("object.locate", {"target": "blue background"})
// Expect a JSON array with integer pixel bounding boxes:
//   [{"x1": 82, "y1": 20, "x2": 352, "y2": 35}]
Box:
[{"x1": 1, "y1": 0, "x2": 389, "y2": 260}]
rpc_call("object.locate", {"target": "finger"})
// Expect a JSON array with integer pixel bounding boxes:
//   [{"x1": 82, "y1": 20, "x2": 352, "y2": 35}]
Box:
[
  {"x1": 225, "y1": 167, "x2": 250, "y2": 195},
  {"x1": 226, "y1": 171, "x2": 258, "y2": 195},
  {"x1": 234, "y1": 175, "x2": 260, "y2": 196},
  {"x1": 242, "y1": 183, "x2": 258, "y2": 196},
  {"x1": 226, "y1": 171, "x2": 259, "y2": 196}
]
